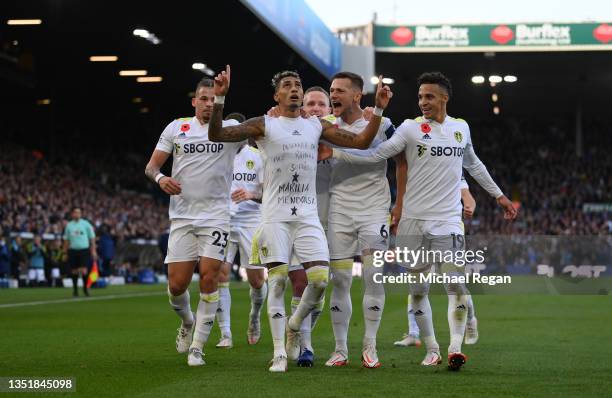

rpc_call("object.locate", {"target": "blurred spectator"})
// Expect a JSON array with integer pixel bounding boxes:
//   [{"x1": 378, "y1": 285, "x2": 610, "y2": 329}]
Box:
[
  {"x1": 26, "y1": 235, "x2": 47, "y2": 286},
  {"x1": 0, "y1": 236, "x2": 9, "y2": 278},
  {"x1": 157, "y1": 227, "x2": 169, "y2": 276},
  {"x1": 97, "y1": 225, "x2": 115, "y2": 277},
  {"x1": 46, "y1": 238, "x2": 64, "y2": 287},
  {"x1": 9, "y1": 236, "x2": 25, "y2": 279}
]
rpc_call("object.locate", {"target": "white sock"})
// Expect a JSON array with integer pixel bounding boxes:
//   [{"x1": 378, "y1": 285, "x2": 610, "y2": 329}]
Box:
[
  {"x1": 267, "y1": 265, "x2": 288, "y2": 358},
  {"x1": 291, "y1": 296, "x2": 313, "y2": 353},
  {"x1": 329, "y1": 260, "x2": 353, "y2": 353},
  {"x1": 407, "y1": 296, "x2": 420, "y2": 338},
  {"x1": 447, "y1": 293, "x2": 468, "y2": 353},
  {"x1": 168, "y1": 287, "x2": 194, "y2": 326},
  {"x1": 467, "y1": 294, "x2": 475, "y2": 321},
  {"x1": 410, "y1": 293, "x2": 438, "y2": 352},
  {"x1": 289, "y1": 266, "x2": 328, "y2": 329},
  {"x1": 216, "y1": 282, "x2": 231, "y2": 338},
  {"x1": 249, "y1": 283, "x2": 267, "y2": 324},
  {"x1": 362, "y1": 255, "x2": 384, "y2": 346},
  {"x1": 310, "y1": 295, "x2": 325, "y2": 331},
  {"x1": 190, "y1": 291, "x2": 219, "y2": 350}
]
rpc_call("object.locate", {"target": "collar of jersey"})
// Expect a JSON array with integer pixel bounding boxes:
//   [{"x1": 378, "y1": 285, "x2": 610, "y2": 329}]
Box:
[
  {"x1": 337, "y1": 115, "x2": 365, "y2": 128},
  {"x1": 278, "y1": 115, "x2": 301, "y2": 121},
  {"x1": 193, "y1": 116, "x2": 209, "y2": 128},
  {"x1": 422, "y1": 115, "x2": 450, "y2": 125}
]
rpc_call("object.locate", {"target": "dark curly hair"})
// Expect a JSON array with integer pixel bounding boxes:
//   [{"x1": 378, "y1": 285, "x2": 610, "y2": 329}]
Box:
[{"x1": 271, "y1": 70, "x2": 301, "y2": 93}]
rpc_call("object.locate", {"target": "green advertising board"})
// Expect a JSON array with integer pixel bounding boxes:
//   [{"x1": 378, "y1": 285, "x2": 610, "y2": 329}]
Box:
[{"x1": 375, "y1": 22, "x2": 612, "y2": 52}]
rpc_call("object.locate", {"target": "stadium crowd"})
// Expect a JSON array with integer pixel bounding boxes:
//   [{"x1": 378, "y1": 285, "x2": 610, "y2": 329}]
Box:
[
  {"x1": 0, "y1": 143, "x2": 168, "y2": 282},
  {"x1": 464, "y1": 118, "x2": 612, "y2": 236}
]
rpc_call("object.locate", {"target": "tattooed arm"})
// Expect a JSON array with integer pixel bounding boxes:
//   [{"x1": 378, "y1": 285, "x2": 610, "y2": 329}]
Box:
[
  {"x1": 319, "y1": 116, "x2": 381, "y2": 149},
  {"x1": 208, "y1": 64, "x2": 265, "y2": 142},
  {"x1": 209, "y1": 112, "x2": 265, "y2": 142}
]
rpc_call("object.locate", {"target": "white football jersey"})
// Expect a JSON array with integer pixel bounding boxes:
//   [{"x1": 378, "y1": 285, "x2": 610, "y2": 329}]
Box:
[
  {"x1": 332, "y1": 116, "x2": 502, "y2": 223},
  {"x1": 316, "y1": 159, "x2": 332, "y2": 227},
  {"x1": 230, "y1": 145, "x2": 263, "y2": 227},
  {"x1": 316, "y1": 114, "x2": 337, "y2": 228},
  {"x1": 328, "y1": 116, "x2": 394, "y2": 216},
  {"x1": 155, "y1": 117, "x2": 241, "y2": 222},
  {"x1": 257, "y1": 115, "x2": 322, "y2": 222}
]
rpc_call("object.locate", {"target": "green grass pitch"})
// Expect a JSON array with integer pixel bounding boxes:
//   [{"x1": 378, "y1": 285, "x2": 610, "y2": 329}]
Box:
[{"x1": 1, "y1": 279, "x2": 611, "y2": 397}]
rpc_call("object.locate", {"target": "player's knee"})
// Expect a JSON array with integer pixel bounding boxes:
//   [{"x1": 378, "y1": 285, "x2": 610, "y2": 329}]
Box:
[
  {"x1": 268, "y1": 265, "x2": 288, "y2": 296},
  {"x1": 168, "y1": 280, "x2": 189, "y2": 296},
  {"x1": 199, "y1": 271, "x2": 219, "y2": 292},
  {"x1": 291, "y1": 276, "x2": 307, "y2": 295},
  {"x1": 310, "y1": 278, "x2": 328, "y2": 290},
  {"x1": 305, "y1": 265, "x2": 329, "y2": 290},
  {"x1": 249, "y1": 276, "x2": 264, "y2": 289},
  {"x1": 410, "y1": 293, "x2": 426, "y2": 304},
  {"x1": 445, "y1": 282, "x2": 468, "y2": 296},
  {"x1": 332, "y1": 271, "x2": 352, "y2": 291}
]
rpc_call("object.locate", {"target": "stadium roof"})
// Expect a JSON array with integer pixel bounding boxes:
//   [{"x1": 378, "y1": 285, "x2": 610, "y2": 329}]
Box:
[
  {"x1": 2, "y1": 0, "x2": 611, "y2": 148},
  {"x1": 1, "y1": 0, "x2": 330, "y2": 144}
]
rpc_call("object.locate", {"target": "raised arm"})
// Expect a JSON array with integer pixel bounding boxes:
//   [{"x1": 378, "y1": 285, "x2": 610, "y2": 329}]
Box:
[
  {"x1": 320, "y1": 76, "x2": 393, "y2": 149},
  {"x1": 463, "y1": 135, "x2": 517, "y2": 220},
  {"x1": 208, "y1": 65, "x2": 265, "y2": 142}
]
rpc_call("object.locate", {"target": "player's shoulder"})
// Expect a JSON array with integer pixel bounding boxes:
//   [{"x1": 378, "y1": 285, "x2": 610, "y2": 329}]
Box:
[
  {"x1": 397, "y1": 118, "x2": 422, "y2": 131},
  {"x1": 380, "y1": 116, "x2": 393, "y2": 127},
  {"x1": 303, "y1": 114, "x2": 324, "y2": 130},
  {"x1": 246, "y1": 145, "x2": 260, "y2": 154},
  {"x1": 320, "y1": 114, "x2": 337, "y2": 124},
  {"x1": 448, "y1": 116, "x2": 470, "y2": 129},
  {"x1": 164, "y1": 117, "x2": 191, "y2": 132}
]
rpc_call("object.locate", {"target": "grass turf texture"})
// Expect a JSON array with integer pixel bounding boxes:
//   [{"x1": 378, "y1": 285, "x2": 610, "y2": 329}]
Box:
[{"x1": 1, "y1": 279, "x2": 611, "y2": 398}]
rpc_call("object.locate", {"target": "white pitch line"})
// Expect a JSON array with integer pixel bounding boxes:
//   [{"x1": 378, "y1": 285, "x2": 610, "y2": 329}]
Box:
[{"x1": 0, "y1": 291, "x2": 163, "y2": 309}]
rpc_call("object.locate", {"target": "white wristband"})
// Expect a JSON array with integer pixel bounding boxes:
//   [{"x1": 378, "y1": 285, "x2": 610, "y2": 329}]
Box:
[
  {"x1": 214, "y1": 96, "x2": 225, "y2": 104},
  {"x1": 373, "y1": 107, "x2": 384, "y2": 117},
  {"x1": 155, "y1": 173, "x2": 165, "y2": 184}
]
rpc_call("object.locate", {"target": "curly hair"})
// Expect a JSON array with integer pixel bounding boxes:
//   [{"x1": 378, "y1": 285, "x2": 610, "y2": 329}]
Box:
[{"x1": 271, "y1": 70, "x2": 301, "y2": 93}]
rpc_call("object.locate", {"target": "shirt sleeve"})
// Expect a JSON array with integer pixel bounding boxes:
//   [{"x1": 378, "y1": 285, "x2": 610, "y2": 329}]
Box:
[
  {"x1": 462, "y1": 127, "x2": 503, "y2": 198},
  {"x1": 382, "y1": 117, "x2": 396, "y2": 139},
  {"x1": 222, "y1": 119, "x2": 240, "y2": 127},
  {"x1": 63, "y1": 225, "x2": 69, "y2": 241},
  {"x1": 331, "y1": 121, "x2": 409, "y2": 164},
  {"x1": 459, "y1": 174, "x2": 469, "y2": 190},
  {"x1": 155, "y1": 120, "x2": 176, "y2": 153},
  {"x1": 87, "y1": 222, "x2": 96, "y2": 239}
]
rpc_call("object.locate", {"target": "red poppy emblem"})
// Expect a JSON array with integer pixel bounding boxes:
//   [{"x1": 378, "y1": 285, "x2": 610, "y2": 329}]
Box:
[
  {"x1": 180, "y1": 124, "x2": 190, "y2": 132},
  {"x1": 420, "y1": 123, "x2": 431, "y2": 134}
]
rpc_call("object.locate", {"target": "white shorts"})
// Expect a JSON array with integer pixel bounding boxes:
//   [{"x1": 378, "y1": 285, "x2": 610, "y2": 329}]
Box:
[
  {"x1": 395, "y1": 218, "x2": 465, "y2": 271},
  {"x1": 225, "y1": 225, "x2": 264, "y2": 270},
  {"x1": 250, "y1": 219, "x2": 329, "y2": 265},
  {"x1": 288, "y1": 261, "x2": 303, "y2": 272},
  {"x1": 328, "y1": 212, "x2": 390, "y2": 259},
  {"x1": 165, "y1": 219, "x2": 229, "y2": 263},
  {"x1": 28, "y1": 268, "x2": 46, "y2": 282}
]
